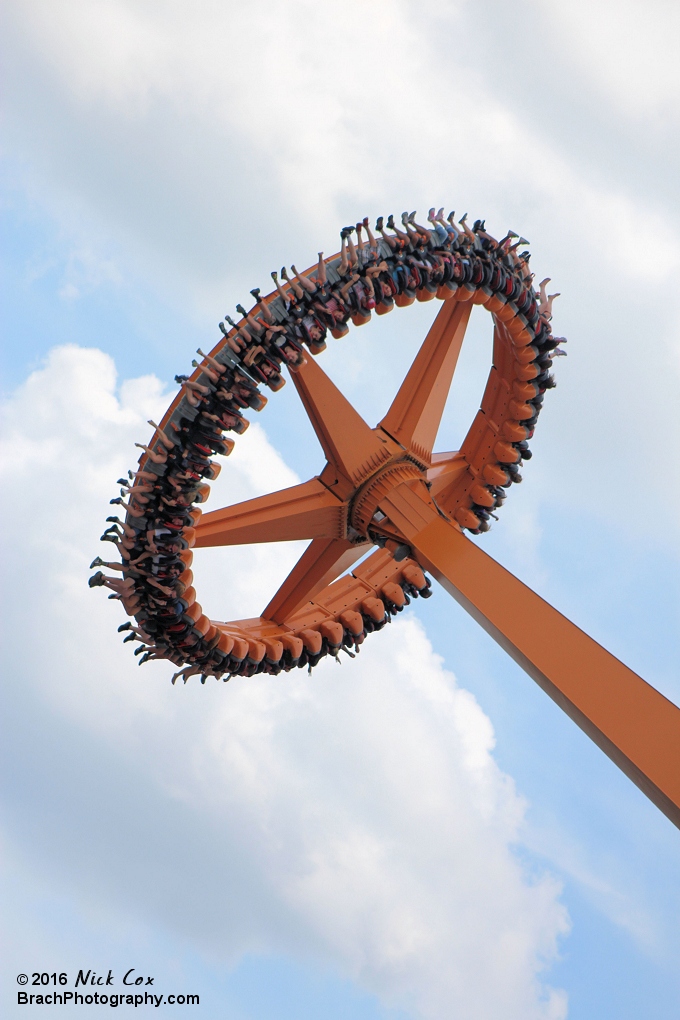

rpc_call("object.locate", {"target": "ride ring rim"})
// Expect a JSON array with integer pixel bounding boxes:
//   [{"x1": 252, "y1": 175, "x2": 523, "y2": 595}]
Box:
[{"x1": 114, "y1": 227, "x2": 559, "y2": 682}]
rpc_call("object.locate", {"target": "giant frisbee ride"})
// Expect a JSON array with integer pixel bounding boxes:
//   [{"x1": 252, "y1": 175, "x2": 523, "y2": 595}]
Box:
[{"x1": 91, "y1": 212, "x2": 680, "y2": 829}]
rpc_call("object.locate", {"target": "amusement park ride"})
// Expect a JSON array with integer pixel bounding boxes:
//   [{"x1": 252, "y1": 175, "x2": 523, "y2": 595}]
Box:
[{"x1": 96, "y1": 217, "x2": 680, "y2": 830}]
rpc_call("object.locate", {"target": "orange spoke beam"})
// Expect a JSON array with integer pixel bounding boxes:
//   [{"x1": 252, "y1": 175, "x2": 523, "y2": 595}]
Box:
[
  {"x1": 289, "y1": 356, "x2": 394, "y2": 493},
  {"x1": 193, "y1": 478, "x2": 346, "y2": 547},
  {"x1": 378, "y1": 299, "x2": 472, "y2": 465},
  {"x1": 405, "y1": 515, "x2": 680, "y2": 830},
  {"x1": 263, "y1": 536, "x2": 370, "y2": 625},
  {"x1": 426, "y1": 451, "x2": 469, "y2": 499}
]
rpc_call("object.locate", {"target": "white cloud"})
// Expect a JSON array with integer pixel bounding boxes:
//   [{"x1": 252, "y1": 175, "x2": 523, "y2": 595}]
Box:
[
  {"x1": 5, "y1": 0, "x2": 679, "y2": 297},
  {"x1": 537, "y1": 0, "x2": 680, "y2": 124},
  {"x1": 0, "y1": 345, "x2": 569, "y2": 1019},
  {"x1": 3, "y1": 0, "x2": 680, "y2": 550}
]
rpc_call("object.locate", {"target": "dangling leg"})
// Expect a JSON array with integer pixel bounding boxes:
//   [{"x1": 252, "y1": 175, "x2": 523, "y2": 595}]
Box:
[
  {"x1": 134, "y1": 443, "x2": 168, "y2": 465},
  {"x1": 119, "y1": 484, "x2": 152, "y2": 505},
  {"x1": 281, "y1": 267, "x2": 304, "y2": 300},
  {"x1": 428, "y1": 207, "x2": 446, "y2": 239},
  {"x1": 507, "y1": 238, "x2": 530, "y2": 267},
  {"x1": 190, "y1": 358, "x2": 222, "y2": 384},
  {"x1": 361, "y1": 216, "x2": 377, "y2": 253},
  {"x1": 315, "y1": 252, "x2": 327, "y2": 286},
  {"x1": 106, "y1": 516, "x2": 137, "y2": 539},
  {"x1": 196, "y1": 348, "x2": 228, "y2": 375},
  {"x1": 234, "y1": 305, "x2": 265, "y2": 336},
  {"x1": 89, "y1": 556, "x2": 127, "y2": 572},
  {"x1": 146, "y1": 576, "x2": 177, "y2": 596},
  {"x1": 407, "y1": 211, "x2": 431, "y2": 239},
  {"x1": 401, "y1": 211, "x2": 421, "y2": 244},
  {"x1": 129, "y1": 468, "x2": 161, "y2": 483},
  {"x1": 544, "y1": 293, "x2": 560, "y2": 319},
  {"x1": 110, "y1": 495, "x2": 148, "y2": 517},
  {"x1": 497, "y1": 230, "x2": 519, "y2": 252},
  {"x1": 88, "y1": 571, "x2": 136, "y2": 593},
  {"x1": 338, "y1": 229, "x2": 350, "y2": 276},
  {"x1": 375, "y1": 216, "x2": 397, "y2": 250},
  {"x1": 224, "y1": 317, "x2": 251, "y2": 350},
  {"x1": 147, "y1": 421, "x2": 175, "y2": 450},
  {"x1": 250, "y1": 288, "x2": 274, "y2": 323},
  {"x1": 345, "y1": 227, "x2": 358, "y2": 269},
  {"x1": 458, "y1": 213, "x2": 476, "y2": 244},
  {"x1": 473, "y1": 219, "x2": 499, "y2": 246},
  {"x1": 290, "y1": 264, "x2": 318, "y2": 294},
  {"x1": 177, "y1": 384, "x2": 201, "y2": 407},
  {"x1": 387, "y1": 214, "x2": 410, "y2": 244},
  {"x1": 270, "y1": 270, "x2": 291, "y2": 307}
]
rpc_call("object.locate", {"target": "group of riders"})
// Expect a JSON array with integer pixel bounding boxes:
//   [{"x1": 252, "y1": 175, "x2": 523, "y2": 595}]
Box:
[{"x1": 89, "y1": 209, "x2": 564, "y2": 683}]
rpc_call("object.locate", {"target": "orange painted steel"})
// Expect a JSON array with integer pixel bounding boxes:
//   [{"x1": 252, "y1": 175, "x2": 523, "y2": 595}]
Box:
[
  {"x1": 412, "y1": 518, "x2": 680, "y2": 830},
  {"x1": 193, "y1": 478, "x2": 346, "y2": 546},
  {"x1": 192, "y1": 291, "x2": 680, "y2": 829},
  {"x1": 378, "y1": 298, "x2": 471, "y2": 465}
]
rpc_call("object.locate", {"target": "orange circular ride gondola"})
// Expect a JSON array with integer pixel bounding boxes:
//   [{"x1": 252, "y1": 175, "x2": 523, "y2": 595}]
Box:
[
  {"x1": 92, "y1": 214, "x2": 562, "y2": 683},
  {"x1": 90, "y1": 212, "x2": 680, "y2": 829}
]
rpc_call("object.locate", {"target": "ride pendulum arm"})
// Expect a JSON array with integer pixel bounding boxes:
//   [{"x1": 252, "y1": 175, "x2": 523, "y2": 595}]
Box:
[{"x1": 195, "y1": 300, "x2": 680, "y2": 830}]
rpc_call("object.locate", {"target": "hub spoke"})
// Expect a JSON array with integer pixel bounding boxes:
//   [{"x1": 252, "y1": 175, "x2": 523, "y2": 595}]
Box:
[
  {"x1": 194, "y1": 478, "x2": 347, "y2": 547},
  {"x1": 263, "y1": 537, "x2": 370, "y2": 624},
  {"x1": 379, "y1": 299, "x2": 472, "y2": 465},
  {"x1": 290, "y1": 356, "x2": 393, "y2": 488},
  {"x1": 426, "y1": 451, "x2": 468, "y2": 498}
]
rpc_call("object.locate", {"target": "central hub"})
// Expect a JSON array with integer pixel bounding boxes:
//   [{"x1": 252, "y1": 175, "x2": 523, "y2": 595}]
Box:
[{"x1": 349, "y1": 459, "x2": 424, "y2": 537}]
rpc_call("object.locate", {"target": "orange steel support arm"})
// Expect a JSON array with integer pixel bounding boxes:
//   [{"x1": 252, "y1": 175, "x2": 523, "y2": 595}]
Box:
[
  {"x1": 379, "y1": 300, "x2": 471, "y2": 464},
  {"x1": 290, "y1": 356, "x2": 392, "y2": 490},
  {"x1": 426, "y1": 451, "x2": 469, "y2": 499},
  {"x1": 409, "y1": 515, "x2": 680, "y2": 829},
  {"x1": 263, "y1": 537, "x2": 370, "y2": 624},
  {"x1": 194, "y1": 478, "x2": 346, "y2": 546}
]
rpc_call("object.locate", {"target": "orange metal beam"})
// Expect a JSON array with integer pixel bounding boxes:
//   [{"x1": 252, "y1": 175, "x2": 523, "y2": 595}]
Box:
[
  {"x1": 263, "y1": 536, "x2": 370, "y2": 625},
  {"x1": 426, "y1": 451, "x2": 469, "y2": 499},
  {"x1": 377, "y1": 478, "x2": 442, "y2": 539},
  {"x1": 289, "y1": 356, "x2": 394, "y2": 492},
  {"x1": 378, "y1": 300, "x2": 472, "y2": 464},
  {"x1": 194, "y1": 478, "x2": 346, "y2": 546},
  {"x1": 408, "y1": 516, "x2": 680, "y2": 829}
]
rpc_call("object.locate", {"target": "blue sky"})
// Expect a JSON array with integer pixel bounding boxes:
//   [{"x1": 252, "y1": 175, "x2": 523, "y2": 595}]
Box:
[{"x1": 1, "y1": 2, "x2": 679, "y2": 1018}]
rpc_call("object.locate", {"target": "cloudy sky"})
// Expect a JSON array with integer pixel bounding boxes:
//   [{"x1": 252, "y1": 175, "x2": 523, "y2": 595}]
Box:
[{"x1": 1, "y1": 2, "x2": 679, "y2": 1018}]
